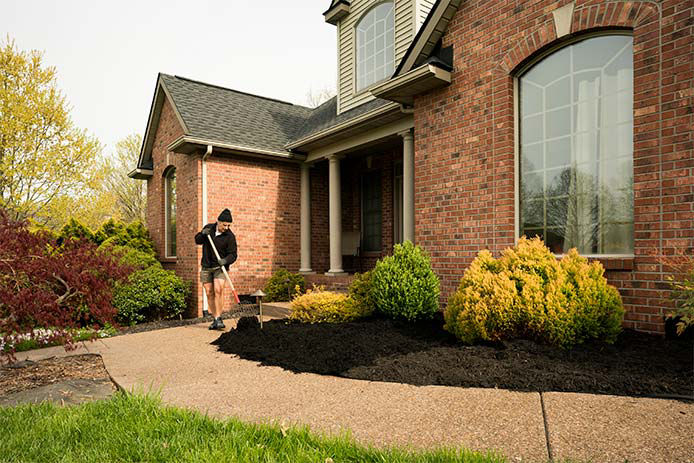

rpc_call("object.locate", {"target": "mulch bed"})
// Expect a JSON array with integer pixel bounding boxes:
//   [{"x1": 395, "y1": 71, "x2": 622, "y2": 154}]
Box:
[
  {"x1": 0, "y1": 354, "x2": 111, "y2": 397},
  {"x1": 212, "y1": 314, "x2": 694, "y2": 399}
]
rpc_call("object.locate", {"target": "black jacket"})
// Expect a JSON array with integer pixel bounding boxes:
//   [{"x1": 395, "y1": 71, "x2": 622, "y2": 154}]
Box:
[{"x1": 194, "y1": 223, "x2": 238, "y2": 269}]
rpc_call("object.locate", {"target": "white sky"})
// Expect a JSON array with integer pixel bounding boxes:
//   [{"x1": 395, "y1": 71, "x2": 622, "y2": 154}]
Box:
[{"x1": 1, "y1": 0, "x2": 337, "y2": 155}]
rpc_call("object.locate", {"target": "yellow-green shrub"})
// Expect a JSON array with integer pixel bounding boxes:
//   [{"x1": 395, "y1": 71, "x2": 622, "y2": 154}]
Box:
[
  {"x1": 289, "y1": 288, "x2": 368, "y2": 324},
  {"x1": 347, "y1": 271, "x2": 375, "y2": 318},
  {"x1": 444, "y1": 237, "x2": 624, "y2": 348},
  {"x1": 444, "y1": 250, "x2": 518, "y2": 343}
]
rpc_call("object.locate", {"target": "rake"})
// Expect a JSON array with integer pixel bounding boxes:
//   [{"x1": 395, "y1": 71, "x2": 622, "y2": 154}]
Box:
[{"x1": 206, "y1": 234, "x2": 240, "y2": 304}]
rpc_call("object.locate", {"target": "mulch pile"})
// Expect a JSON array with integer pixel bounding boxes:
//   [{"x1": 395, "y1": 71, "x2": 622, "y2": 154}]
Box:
[{"x1": 212, "y1": 314, "x2": 693, "y2": 398}]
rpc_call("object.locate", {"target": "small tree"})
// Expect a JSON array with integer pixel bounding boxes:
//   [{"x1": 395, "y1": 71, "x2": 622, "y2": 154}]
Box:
[
  {"x1": 0, "y1": 210, "x2": 130, "y2": 361},
  {"x1": 0, "y1": 38, "x2": 102, "y2": 225},
  {"x1": 103, "y1": 134, "x2": 147, "y2": 223}
]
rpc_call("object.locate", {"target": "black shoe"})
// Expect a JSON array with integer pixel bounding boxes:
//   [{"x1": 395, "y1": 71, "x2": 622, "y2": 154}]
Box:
[
  {"x1": 216, "y1": 318, "x2": 226, "y2": 330},
  {"x1": 208, "y1": 319, "x2": 220, "y2": 330}
]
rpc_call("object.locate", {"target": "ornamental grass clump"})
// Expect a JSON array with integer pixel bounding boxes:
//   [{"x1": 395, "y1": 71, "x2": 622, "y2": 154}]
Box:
[
  {"x1": 370, "y1": 241, "x2": 440, "y2": 322},
  {"x1": 444, "y1": 237, "x2": 624, "y2": 348}
]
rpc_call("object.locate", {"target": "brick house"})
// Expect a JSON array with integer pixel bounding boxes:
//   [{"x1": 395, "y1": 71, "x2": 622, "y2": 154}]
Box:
[{"x1": 130, "y1": 0, "x2": 693, "y2": 334}]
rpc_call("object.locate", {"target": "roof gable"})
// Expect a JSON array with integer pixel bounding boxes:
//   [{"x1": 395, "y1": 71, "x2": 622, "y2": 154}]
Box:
[{"x1": 136, "y1": 74, "x2": 314, "y2": 169}]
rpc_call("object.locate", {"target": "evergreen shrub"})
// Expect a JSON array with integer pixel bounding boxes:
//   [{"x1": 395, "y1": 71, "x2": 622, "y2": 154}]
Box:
[
  {"x1": 263, "y1": 269, "x2": 305, "y2": 302},
  {"x1": 444, "y1": 237, "x2": 625, "y2": 348},
  {"x1": 370, "y1": 241, "x2": 440, "y2": 322},
  {"x1": 347, "y1": 271, "x2": 375, "y2": 317},
  {"x1": 112, "y1": 267, "x2": 190, "y2": 325},
  {"x1": 290, "y1": 288, "x2": 359, "y2": 323}
]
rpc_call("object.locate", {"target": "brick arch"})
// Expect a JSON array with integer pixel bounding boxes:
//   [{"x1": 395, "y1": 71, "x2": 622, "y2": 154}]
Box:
[
  {"x1": 498, "y1": 1, "x2": 659, "y2": 74},
  {"x1": 162, "y1": 164, "x2": 176, "y2": 176}
]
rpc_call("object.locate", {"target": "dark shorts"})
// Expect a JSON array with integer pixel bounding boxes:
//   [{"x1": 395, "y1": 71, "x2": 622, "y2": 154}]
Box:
[{"x1": 200, "y1": 267, "x2": 225, "y2": 284}]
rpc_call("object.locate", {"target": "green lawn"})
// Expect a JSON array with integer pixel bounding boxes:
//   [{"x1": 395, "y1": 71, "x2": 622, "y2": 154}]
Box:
[{"x1": 0, "y1": 392, "x2": 506, "y2": 463}]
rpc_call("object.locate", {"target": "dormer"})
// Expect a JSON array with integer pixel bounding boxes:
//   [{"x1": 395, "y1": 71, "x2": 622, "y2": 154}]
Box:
[{"x1": 324, "y1": 0, "x2": 435, "y2": 115}]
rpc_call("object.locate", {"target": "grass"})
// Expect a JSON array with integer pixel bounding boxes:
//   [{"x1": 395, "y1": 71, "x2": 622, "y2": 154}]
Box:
[{"x1": 0, "y1": 392, "x2": 506, "y2": 463}]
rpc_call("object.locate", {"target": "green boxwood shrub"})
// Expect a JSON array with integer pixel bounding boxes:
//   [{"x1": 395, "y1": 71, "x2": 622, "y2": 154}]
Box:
[
  {"x1": 112, "y1": 267, "x2": 190, "y2": 325},
  {"x1": 263, "y1": 269, "x2": 306, "y2": 302},
  {"x1": 370, "y1": 241, "x2": 440, "y2": 322},
  {"x1": 444, "y1": 237, "x2": 625, "y2": 348}
]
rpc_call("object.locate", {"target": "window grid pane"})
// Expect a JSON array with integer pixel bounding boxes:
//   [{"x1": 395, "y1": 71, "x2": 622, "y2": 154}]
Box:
[
  {"x1": 356, "y1": 2, "x2": 395, "y2": 91},
  {"x1": 166, "y1": 171, "x2": 176, "y2": 257},
  {"x1": 519, "y1": 35, "x2": 633, "y2": 255}
]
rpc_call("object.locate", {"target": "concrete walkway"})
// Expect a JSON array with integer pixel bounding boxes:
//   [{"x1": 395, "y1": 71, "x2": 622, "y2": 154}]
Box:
[{"x1": 14, "y1": 317, "x2": 694, "y2": 463}]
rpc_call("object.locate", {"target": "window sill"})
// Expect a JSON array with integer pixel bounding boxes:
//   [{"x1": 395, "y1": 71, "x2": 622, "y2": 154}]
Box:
[
  {"x1": 589, "y1": 256, "x2": 634, "y2": 271},
  {"x1": 160, "y1": 257, "x2": 177, "y2": 264},
  {"x1": 556, "y1": 255, "x2": 634, "y2": 271}
]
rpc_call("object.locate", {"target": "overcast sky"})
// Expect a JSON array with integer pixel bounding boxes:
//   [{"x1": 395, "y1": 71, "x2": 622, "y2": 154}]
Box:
[{"x1": 2, "y1": 0, "x2": 337, "y2": 155}]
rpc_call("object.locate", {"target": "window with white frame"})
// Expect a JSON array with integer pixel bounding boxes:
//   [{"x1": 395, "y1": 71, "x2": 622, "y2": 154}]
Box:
[
  {"x1": 165, "y1": 168, "x2": 176, "y2": 257},
  {"x1": 519, "y1": 34, "x2": 634, "y2": 255},
  {"x1": 356, "y1": 2, "x2": 395, "y2": 91}
]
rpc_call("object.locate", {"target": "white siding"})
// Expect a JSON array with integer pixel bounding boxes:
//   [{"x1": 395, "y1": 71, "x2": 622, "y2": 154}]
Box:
[
  {"x1": 337, "y1": 0, "x2": 415, "y2": 114},
  {"x1": 416, "y1": 0, "x2": 435, "y2": 31}
]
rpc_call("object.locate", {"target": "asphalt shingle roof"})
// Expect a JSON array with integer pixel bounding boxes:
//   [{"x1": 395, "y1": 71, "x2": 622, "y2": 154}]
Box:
[
  {"x1": 160, "y1": 74, "x2": 313, "y2": 153},
  {"x1": 291, "y1": 96, "x2": 392, "y2": 143},
  {"x1": 160, "y1": 74, "x2": 392, "y2": 152}
]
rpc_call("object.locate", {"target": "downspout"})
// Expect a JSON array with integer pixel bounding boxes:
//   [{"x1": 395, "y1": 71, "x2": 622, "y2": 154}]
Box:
[
  {"x1": 202, "y1": 145, "x2": 213, "y2": 227},
  {"x1": 399, "y1": 103, "x2": 414, "y2": 114},
  {"x1": 201, "y1": 145, "x2": 213, "y2": 316}
]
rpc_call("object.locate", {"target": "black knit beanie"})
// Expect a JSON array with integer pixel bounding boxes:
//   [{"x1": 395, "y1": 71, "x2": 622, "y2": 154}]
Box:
[{"x1": 217, "y1": 208, "x2": 233, "y2": 223}]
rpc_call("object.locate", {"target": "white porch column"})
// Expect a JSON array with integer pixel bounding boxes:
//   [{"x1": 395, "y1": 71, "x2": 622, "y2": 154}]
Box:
[
  {"x1": 400, "y1": 130, "x2": 415, "y2": 243},
  {"x1": 327, "y1": 154, "x2": 346, "y2": 275},
  {"x1": 299, "y1": 163, "x2": 314, "y2": 274}
]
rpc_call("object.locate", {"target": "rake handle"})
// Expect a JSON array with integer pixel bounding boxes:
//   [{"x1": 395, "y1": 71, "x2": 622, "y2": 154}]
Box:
[{"x1": 206, "y1": 234, "x2": 240, "y2": 304}]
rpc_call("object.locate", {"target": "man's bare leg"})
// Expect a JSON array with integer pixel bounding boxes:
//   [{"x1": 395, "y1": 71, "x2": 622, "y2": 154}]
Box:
[
  {"x1": 213, "y1": 277, "x2": 228, "y2": 320},
  {"x1": 203, "y1": 282, "x2": 215, "y2": 317}
]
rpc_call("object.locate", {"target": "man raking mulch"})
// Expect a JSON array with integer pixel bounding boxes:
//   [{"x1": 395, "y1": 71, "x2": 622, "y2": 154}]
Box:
[{"x1": 195, "y1": 208, "x2": 240, "y2": 330}]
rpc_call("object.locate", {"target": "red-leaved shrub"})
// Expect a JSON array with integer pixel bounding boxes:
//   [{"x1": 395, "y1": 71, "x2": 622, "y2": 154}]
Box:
[{"x1": 0, "y1": 210, "x2": 131, "y2": 361}]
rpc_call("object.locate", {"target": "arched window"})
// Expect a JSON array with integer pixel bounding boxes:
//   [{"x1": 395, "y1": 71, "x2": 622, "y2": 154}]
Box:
[
  {"x1": 165, "y1": 167, "x2": 176, "y2": 257},
  {"x1": 356, "y1": 2, "x2": 394, "y2": 91},
  {"x1": 518, "y1": 34, "x2": 633, "y2": 255}
]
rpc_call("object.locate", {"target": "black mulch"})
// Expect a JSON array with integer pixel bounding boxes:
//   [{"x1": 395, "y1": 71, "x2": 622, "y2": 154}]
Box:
[{"x1": 212, "y1": 313, "x2": 694, "y2": 399}]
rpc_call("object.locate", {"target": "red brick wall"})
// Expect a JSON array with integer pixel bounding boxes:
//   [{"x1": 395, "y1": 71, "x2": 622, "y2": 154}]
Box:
[
  {"x1": 414, "y1": 0, "x2": 693, "y2": 333},
  {"x1": 146, "y1": 98, "x2": 304, "y2": 316},
  {"x1": 145, "y1": 97, "x2": 201, "y2": 317},
  {"x1": 203, "y1": 155, "x2": 302, "y2": 306}
]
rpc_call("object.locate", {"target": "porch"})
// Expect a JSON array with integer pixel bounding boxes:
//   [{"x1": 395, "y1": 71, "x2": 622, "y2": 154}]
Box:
[{"x1": 299, "y1": 129, "x2": 414, "y2": 276}]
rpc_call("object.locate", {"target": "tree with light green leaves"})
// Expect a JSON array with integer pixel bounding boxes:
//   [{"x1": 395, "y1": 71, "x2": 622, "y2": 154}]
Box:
[
  {"x1": 103, "y1": 133, "x2": 146, "y2": 224},
  {"x1": 0, "y1": 38, "x2": 102, "y2": 226}
]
